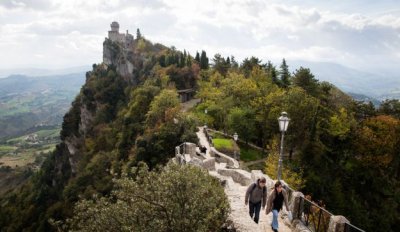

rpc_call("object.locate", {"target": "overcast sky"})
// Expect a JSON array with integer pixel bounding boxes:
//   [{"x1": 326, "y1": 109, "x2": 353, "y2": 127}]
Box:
[{"x1": 0, "y1": 0, "x2": 399, "y2": 74}]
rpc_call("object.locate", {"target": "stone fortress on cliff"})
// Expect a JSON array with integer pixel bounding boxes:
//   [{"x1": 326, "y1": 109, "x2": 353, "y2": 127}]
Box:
[
  {"x1": 107, "y1": 21, "x2": 134, "y2": 47},
  {"x1": 103, "y1": 21, "x2": 137, "y2": 81}
]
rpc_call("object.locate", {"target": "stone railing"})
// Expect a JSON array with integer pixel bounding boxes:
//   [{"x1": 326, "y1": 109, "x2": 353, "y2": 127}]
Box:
[
  {"x1": 209, "y1": 147, "x2": 239, "y2": 169},
  {"x1": 203, "y1": 128, "x2": 240, "y2": 168},
  {"x1": 174, "y1": 142, "x2": 215, "y2": 171},
  {"x1": 175, "y1": 140, "x2": 364, "y2": 232}
]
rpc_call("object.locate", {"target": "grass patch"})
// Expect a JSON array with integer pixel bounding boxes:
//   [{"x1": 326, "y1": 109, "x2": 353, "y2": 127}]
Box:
[
  {"x1": 0, "y1": 145, "x2": 16, "y2": 152},
  {"x1": 35, "y1": 128, "x2": 60, "y2": 138},
  {"x1": 208, "y1": 131, "x2": 227, "y2": 139},
  {"x1": 238, "y1": 142, "x2": 265, "y2": 162},
  {"x1": 213, "y1": 138, "x2": 235, "y2": 150},
  {"x1": 7, "y1": 128, "x2": 60, "y2": 144}
]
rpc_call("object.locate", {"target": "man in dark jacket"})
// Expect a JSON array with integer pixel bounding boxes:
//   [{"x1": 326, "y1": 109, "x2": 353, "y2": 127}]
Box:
[{"x1": 245, "y1": 177, "x2": 267, "y2": 223}]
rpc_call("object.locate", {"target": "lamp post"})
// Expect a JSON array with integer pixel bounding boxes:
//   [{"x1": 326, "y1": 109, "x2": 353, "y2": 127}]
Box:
[
  {"x1": 233, "y1": 132, "x2": 238, "y2": 160},
  {"x1": 204, "y1": 109, "x2": 208, "y2": 128},
  {"x1": 277, "y1": 112, "x2": 290, "y2": 180}
]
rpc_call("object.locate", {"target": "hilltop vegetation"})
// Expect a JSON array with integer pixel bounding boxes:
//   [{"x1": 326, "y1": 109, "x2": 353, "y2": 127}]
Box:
[
  {"x1": 0, "y1": 33, "x2": 399, "y2": 232},
  {"x1": 193, "y1": 55, "x2": 400, "y2": 232},
  {"x1": 0, "y1": 36, "x2": 203, "y2": 231}
]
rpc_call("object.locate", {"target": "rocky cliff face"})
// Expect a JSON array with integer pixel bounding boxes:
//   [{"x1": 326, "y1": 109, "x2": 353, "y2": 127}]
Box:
[
  {"x1": 51, "y1": 37, "x2": 157, "y2": 183},
  {"x1": 103, "y1": 38, "x2": 139, "y2": 83}
]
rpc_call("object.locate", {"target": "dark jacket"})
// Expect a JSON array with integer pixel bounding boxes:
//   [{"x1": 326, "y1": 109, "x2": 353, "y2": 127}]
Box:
[
  {"x1": 266, "y1": 188, "x2": 289, "y2": 214},
  {"x1": 245, "y1": 181, "x2": 267, "y2": 208}
]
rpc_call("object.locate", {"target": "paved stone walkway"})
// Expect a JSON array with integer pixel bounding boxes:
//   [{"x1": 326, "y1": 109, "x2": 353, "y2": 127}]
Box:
[
  {"x1": 197, "y1": 127, "x2": 292, "y2": 232},
  {"x1": 196, "y1": 126, "x2": 212, "y2": 157},
  {"x1": 181, "y1": 98, "x2": 201, "y2": 112}
]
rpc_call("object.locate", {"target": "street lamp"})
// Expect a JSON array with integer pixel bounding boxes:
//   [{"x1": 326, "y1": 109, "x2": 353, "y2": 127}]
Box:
[
  {"x1": 277, "y1": 112, "x2": 290, "y2": 180},
  {"x1": 204, "y1": 109, "x2": 208, "y2": 128},
  {"x1": 233, "y1": 132, "x2": 238, "y2": 160}
]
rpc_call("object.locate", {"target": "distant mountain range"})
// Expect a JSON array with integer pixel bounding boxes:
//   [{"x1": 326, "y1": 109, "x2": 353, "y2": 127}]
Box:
[
  {"x1": 288, "y1": 60, "x2": 400, "y2": 101},
  {"x1": 0, "y1": 66, "x2": 91, "y2": 79}
]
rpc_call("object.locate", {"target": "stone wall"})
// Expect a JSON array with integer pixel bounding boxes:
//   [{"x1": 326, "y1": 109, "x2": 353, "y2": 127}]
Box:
[
  {"x1": 209, "y1": 147, "x2": 239, "y2": 168},
  {"x1": 217, "y1": 168, "x2": 252, "y2": 186}
]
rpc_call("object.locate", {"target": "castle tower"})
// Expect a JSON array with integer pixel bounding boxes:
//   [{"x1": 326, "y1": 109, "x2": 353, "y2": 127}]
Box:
[{"x1": 110, "y1": 21, "x2": 119, "y2": 32}]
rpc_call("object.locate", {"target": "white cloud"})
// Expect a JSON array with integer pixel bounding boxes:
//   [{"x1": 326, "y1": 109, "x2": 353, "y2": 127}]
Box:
[{"x1": 0, "y1": 0, "x2": 398, "y2": 73}]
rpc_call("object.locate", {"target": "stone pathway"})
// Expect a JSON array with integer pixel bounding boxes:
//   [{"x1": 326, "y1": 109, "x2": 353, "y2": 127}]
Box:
[
  {"x1": 196, "y1": 126, "x2": 212, "y2": 157},
  {"x1": 197, "y1": 127, "x2": 293, "y2": 232},
  {"x1": 181, "y1": 98, "x2": 201, "y2": 112}
]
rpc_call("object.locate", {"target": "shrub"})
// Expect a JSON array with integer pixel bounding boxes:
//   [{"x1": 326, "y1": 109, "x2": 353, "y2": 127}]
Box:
[{"x1": 65, "y1": 162, "x2": 230, "y2": 232}]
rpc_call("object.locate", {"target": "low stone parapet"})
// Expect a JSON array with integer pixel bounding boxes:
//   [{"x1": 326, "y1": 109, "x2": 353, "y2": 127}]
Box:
[
  {"x1": 210, "y1": 147, "x2": 239, "y2": 168},
  {"x1": 217, "y1": 168, "x2": 252, "y2": 186},
  {"x1": 250, "y1": 170, "x2": 275, "y2": 189},
  {"x1": 202, "y1": 157, "x2": 216, "y2": 171}
]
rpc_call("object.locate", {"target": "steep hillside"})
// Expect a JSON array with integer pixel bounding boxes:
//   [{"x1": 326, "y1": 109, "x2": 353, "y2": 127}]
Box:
[{"x1": 0, "y1": 32, "x2": 199, "y2": 231}]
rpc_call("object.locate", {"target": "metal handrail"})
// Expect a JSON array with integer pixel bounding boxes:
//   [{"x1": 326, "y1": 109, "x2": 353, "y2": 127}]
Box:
[
  {"x1": 282, "y1": 182, "x2": 365, "y2": 232},
  {"x1": 344, "y1": 222, "x2": 366, "y2": 232},
  {"x1": 298, "y1": 196, "x2": 333, "y2": 232}
]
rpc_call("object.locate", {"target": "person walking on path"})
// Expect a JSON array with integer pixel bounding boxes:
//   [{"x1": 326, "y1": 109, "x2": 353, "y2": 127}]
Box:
[
  {"x1": 266, "y1": 180, "x2": 290, "y2": 232},
  {"x1": 244, "y1": 177, "x2": 267, "y2": 224}
]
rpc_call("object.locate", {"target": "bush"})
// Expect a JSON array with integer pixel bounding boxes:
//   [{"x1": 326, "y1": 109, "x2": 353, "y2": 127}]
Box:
[{"x1": 65, "y1": 162, "x2": 230, "y2": 232}]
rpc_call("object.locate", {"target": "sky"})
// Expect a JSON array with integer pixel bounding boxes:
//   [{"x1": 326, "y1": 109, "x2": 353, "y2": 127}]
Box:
[{"x1": 0, "y1": 0, "x2": 399, "y2": 74}]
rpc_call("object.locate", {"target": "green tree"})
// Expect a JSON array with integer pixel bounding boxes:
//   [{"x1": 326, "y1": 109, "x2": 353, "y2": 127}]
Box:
[
  {"x1": 279, "y1": 59, "x2": 291, "y2": 88},
  {"x1": 265, "y1": 61, "x2": 279, "y2": 85},
  {"x1": 240, "y1": 56, "x2": 263, "y2": 77},
  {"x1": 146, "y1": 89, "x2": 180, "y2": 127},
  {"x1": 264, "y1": 138, "x2": 305, "y2": 190},
  {"x1": 200, "y1": 50, "x2": 209, "y2": 69},
  {"x1": 292, "y1": 67, "x2": 320, "y2": 97},
  {"x1": 230, "y1": 56, "x2": 239, "y2": 69},
  {"x1": 352, "y1": 101, "x2": 376, "y2": 121},
  {"x1": 136, "y1": 28, "x2": 142, "y2": 40},
  {"x1": 212, "y1": 53, "x2": 229, "y2": 75},
  {"x1": 328, "y1": 108, "x2": 355, "y2": 140},
  {"x1": 379, "y1": 99, "x2": 400, "y2": 119},
  {"x1": 195, "y1": 51, "x2": 200, "y2": 63},
  {"x1": 227, "y1": 107, "x2": 256, "y2": 143},
  {"x1": 65, "y1": 162, "x2": 230, "y2": 232}
]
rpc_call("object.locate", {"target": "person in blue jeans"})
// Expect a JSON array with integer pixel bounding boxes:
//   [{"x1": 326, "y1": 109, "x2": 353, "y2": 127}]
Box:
[
  {"x1": 266, "y1": 181, "x2": 290, "y2": 232},
  {"x1": 245, "y1": 177, "x2": 267, "y2": 223}
]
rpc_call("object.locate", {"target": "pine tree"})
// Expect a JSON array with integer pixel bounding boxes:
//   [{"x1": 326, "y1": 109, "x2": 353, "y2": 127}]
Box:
[
  {"x1": 200, "y1": 50, "x2": 209, "y2": 69},
  {"x1": 266, "y1": 61, "x2": 279, "y2": 85},
  {"x1": 136, "y1": 28, "x2": 142, "y2": 40},
  {"x1": 180, "y1": 53, "x2": 185, "y2": 67},
  {"x1": 230, "y1": 56, "x2": 239, "y2": 68},
  {"x1": 292, "y1": 67, "x2": 320, "y2": 97},
  {"x1": 187, "y1": 53, "x2": 192, "y2": 66},
  {"x1": 279, "y1": 58, "x2": 291, "y2": 88},
  {"x1": 195, "y1": 51, "x2": 200, "y2": 63}
]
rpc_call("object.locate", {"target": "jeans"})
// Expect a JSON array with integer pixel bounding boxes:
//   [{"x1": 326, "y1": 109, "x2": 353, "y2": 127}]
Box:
[
  {"x1": 249, "y1": 201, "x2": 262, "y2": 223},
  {"x1": 272, "y1": 209, "x2": 279, "y2": 230}
]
